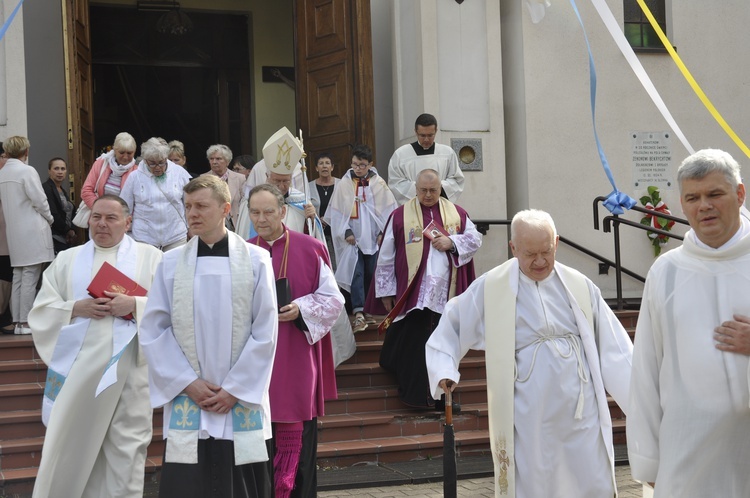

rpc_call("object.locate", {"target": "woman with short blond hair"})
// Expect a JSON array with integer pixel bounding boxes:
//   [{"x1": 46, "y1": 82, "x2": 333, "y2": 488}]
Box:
[{"x1": 0, "y1": 136, "x2": 54, "y2": 334}]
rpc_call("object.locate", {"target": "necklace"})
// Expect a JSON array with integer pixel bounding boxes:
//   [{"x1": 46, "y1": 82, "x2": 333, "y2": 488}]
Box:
[{"x1": 319, "y1": 184, "x2": 333, "y2": 197}]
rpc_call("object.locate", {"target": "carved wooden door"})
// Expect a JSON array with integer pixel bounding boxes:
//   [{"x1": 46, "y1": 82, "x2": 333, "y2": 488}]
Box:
[
  {"x1": 294, "y1": 0, "x2": 375, "y2": 178},
  {"x1": 62, "y1": 0, "x2": 95, "y2": 207}
]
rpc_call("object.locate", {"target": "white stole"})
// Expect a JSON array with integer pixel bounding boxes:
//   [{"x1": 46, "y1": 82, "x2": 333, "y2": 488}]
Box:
[
  {"x1": 42, "y1": 236, "x2": 139, "y2": 426},
  {"x1": 483, "y1": 260, "x2": 593, "y2": 497},
  {"x1": 167, "y1": 231, "x2": 266, "y2": 465}
]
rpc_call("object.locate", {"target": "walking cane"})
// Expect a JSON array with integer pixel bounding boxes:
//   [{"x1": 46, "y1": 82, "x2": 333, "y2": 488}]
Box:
[{"x1": 443, "y1": 387, "x2": 457, "y2": 498}]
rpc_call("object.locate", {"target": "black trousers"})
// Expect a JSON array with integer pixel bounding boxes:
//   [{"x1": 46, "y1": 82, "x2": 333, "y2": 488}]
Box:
[
  {"x1": 159, "y1": 437, "x2": 275, "y2": 498},
  {"x1": 379, "y1": 308, "x2": 442, "y2": 408}
]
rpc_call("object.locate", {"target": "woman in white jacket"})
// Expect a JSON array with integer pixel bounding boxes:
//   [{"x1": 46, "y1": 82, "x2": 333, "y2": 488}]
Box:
[
  {"x1": 0, "y1": 137, "x2": 54, "y2": 334},
  {"x1": 119, "y1": 138, "x2": 192, "y2": 251}
]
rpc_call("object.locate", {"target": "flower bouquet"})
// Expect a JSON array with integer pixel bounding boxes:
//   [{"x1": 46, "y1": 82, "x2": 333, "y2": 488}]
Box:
[{"x1": 640, "y1": 186, "x2": 675, "y2": 257}]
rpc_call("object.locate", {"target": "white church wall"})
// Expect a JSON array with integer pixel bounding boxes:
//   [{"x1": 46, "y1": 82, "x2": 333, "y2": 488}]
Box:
[
  {"x1": 0, "y1": 0, "x2": 28, "y2": 140},
  {"x1": 389, "y1": 0, "x2": 509, "y2": 275},
  {"x1": 370, "y1": 1, "x2": 395, "y2": 168},
  {"x1": 520, "y1": 0, "x2": 750, "y2": 297}
]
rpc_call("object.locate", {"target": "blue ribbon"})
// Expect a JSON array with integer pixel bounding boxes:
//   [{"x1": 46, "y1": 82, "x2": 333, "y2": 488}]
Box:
[
  {"x1": 569, "y1": 0, "x2": 636, "y2": 215},
  {"x1": 0, "y1": 0, "x2": 25, "y2": 42}
]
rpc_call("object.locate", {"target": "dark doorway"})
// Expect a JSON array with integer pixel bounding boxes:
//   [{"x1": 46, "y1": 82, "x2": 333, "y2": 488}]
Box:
[{"x1": 90, "y1": 5, "x2": 253, "y2": 177}]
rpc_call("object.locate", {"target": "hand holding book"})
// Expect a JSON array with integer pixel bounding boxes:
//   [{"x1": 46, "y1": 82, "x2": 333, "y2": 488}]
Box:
[
  {"x1": 423, "y1": 220, "x2": 454, "y2": 252},
  {"x1": 87, "y1": 262, "x2": 147, "y2": 320}
]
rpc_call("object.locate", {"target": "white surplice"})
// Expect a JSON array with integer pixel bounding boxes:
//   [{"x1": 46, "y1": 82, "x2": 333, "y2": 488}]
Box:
[
  {"x1": 627, "y1": 219, "x2": 750, "y2": 498},
  {"x1": 374, "y1": 210, "x2": 481, "y2": 321},
  {"x1": 140, "y1": 239, "x2": 278, "y2": 448},
  {"x1": 426, "y1": 261, "x2": 633, "y2": 498},
  {"x1": 387, "y1": 143, "x2": 464, "y2": 205},
  {"x1": 28, "y1": 238, "x2": 163, "y2": 498},
  {"x1": 324, "y1": 169, "x2": 397, "y2": 292}
]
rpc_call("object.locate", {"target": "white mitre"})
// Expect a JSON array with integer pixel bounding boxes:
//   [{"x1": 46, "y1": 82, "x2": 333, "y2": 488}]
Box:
[{"x1": 262, "y1": 127, "x2": 303, "y2": 176}]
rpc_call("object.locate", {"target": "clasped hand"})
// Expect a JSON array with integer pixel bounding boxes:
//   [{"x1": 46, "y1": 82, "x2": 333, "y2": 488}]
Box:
[
  {"x1": 185, "y1": 379, "x2": 238, "y2": 414},
  {"x1": 72, "y1": 291, "x2": 135, "y2": 319}
]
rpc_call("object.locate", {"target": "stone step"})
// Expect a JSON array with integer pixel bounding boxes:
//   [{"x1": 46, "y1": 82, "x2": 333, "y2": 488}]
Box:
[
  {"x1": 0, "y1": 336, "x2": 38, "y2": 362},
  {"x1": 0, "y1": 455, "x2": 165, "y2": 496},
  {"x1": 0, "y1": 410, "x2": 46, "y2": 440},
  {"x1": 0, "y1": 359, "x2": 48, "y2": 385},
  {"x1": 317, "y1": 429, "x2": 491, "y2": 468},
  {"x1": 342, "y1": 339, "x2": 483, "y2": 366},
  {"x1": 326, "y1": 378, "x2": 489, "y2": 416},
  {"x1": 0, "y1": 383, "x2": 44, "y2": 412},
  {"x1": 335, "y1": 357, "x2": 486, "y2": 390},
  {"x1": 0, "y1": 428, "x2": 165, "y2": 473},
  {"x1": 319, "y1": 402, "x2": 489, "y2": 444}
]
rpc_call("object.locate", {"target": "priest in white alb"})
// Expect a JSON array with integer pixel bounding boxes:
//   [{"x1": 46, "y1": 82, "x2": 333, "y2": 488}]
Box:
[
  {"x1": 628, "y1": 149, "x2": 750, "y2": 498},
  {"x1": 140, "y1": 175, "x2": 278, "y2": 497},
  {"x1": 387, "y1": 113, "x2": 464, "y2": 205},
  {"x1": 426, "y1": 209, "x2": 633, "y2": 498},
  {"x1": 28, "y1": 195, "x2": 163, "y2": 498}
]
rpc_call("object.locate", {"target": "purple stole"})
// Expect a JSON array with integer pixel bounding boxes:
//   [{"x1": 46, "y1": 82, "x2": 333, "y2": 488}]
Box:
[
  {"x1": 364, "y1": 203, "x2": 476, "y2": 316},
  {"x1": 250, "y1": 229, "x2": 337, "y2": 422}
]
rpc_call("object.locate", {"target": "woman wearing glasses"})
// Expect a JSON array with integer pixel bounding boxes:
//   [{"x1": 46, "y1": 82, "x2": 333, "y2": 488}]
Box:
[
  {"x1": 119, "y1": 137, "x2": 192, "y2": 251},
  {"x1": 81, "y1": 132, "x2": 139, "y2": 208}
]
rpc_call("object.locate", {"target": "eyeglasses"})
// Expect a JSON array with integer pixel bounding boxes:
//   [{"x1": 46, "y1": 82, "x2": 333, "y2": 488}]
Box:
[
  {"x1": 146, "y1": 160, "x2": 167, "y2": 169},
  {"x1": 351, "y1": 161, "x2": 370, "y2": 169}
]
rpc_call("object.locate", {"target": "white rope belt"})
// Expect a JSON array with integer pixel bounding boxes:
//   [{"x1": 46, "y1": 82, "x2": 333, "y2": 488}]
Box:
[{"x1": 514, "y1": 332, "x2": 589, "y2": 419}]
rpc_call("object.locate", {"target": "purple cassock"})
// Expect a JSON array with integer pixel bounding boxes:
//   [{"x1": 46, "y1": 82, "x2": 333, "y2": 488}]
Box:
[
  {"x1": 365, "y1": 202, "x2": 476, "y2": 317},
  {"x1": 250, "y1": 229, "x2": 338, "y2": 422}
]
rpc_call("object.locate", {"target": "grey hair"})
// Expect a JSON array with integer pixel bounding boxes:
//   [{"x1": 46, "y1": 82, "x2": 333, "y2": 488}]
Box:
[
  {"x1": 140, "y1": 137, "x2": 170, "y2": 162},
  {"x1": 206, "y1": 144, "x2": 233, "y2": 163},
  {"x1": 677, "y1": 149, "x2": 742, "y2": 193},
  {"x1": 249, "y1": 184, "x2": 285, "y2": 209},
  {"x1": 113, "y1": 132, "x2": 136, "y2": 152},
  {"x1": 510, "y1": 209, "x2": 558, "y2": 241}
]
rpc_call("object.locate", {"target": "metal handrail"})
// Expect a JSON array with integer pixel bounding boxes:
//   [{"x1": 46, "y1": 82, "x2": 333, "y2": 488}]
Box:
[
  {"x1": 593, "y1": 196, "x2": 689, "y2": 309},
  {"x1": 593, "y1": 196, "x2": 690, "y2": 230}
]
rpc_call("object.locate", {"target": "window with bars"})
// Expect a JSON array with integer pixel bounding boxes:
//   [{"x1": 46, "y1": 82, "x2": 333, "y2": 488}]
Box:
[{"x1": 624, "y1": 0, "x2": 667, "y2": 49}]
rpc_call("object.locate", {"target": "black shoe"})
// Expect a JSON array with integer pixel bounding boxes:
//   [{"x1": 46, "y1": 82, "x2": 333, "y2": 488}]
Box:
[{"x1": 434, "y1": 399, "x2": 461, "y2": 414}]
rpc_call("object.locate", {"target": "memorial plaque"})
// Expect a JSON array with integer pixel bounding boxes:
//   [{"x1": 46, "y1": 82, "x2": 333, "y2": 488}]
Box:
[{"x1": 631, "y1": 132, "x2": 673, "y2": 189}]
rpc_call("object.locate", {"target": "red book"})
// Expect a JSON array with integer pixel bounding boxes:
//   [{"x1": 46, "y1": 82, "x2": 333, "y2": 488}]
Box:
[
  {"x1": 87, "y1": 262, "x2": 147, "y2": 321},
  {"x1": 422, "y1": 220, "x2": 450, "y2": 241}
]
